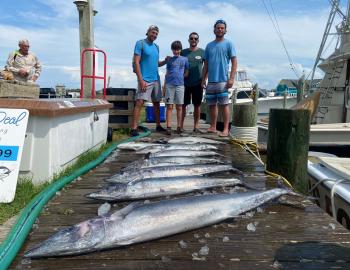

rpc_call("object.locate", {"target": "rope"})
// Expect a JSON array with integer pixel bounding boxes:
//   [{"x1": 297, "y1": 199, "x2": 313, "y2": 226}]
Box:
[
  {"x1": 330, "y1": 179, "x2": 350, "y2": 220},
  {"x1": 230, "y1": 125, "x2": 258, "y2": 143},
  {"x1": 229, "y1": 125, "x2": 294, "y2": 189},
  {"x1": 308, "y1": 176, "x2": 350, "y2": 220}
]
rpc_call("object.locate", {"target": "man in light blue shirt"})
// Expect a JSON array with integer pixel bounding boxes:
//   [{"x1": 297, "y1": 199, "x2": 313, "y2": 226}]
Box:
[
  {"x1": 131, "y1": 25, "x2": 167, "y2": 137},
  {"x1": 202, "y1": 19, "x2": 237, "y2": 137}
]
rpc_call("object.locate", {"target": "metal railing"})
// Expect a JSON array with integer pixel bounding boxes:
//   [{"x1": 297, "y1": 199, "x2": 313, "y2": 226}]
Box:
[{"x1": 80, "y1": 48, "x2": 107, "y2": 99}]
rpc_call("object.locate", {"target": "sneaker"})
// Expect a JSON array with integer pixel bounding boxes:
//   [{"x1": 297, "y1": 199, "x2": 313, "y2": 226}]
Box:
[
  {"x1": 166, "y1": 127, "x2": 172, "y2": 136},
  {"x1": 156, "y1": 125, "x2": 166, "y2": 132},
  {"x1": 130, "y1": 129, "x2": 139, "y2": 137},
  {"x1": 176, "y1": 127, "x2": 182, "y2": 134}
]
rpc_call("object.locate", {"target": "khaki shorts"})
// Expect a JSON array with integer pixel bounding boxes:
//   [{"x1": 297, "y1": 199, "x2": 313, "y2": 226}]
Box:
[
  {"x1": 165, "y1": 84, "x2": 185, "y2": 105},
  {"x1": 136, "y1": 81, "x2": 162, "y2": 102}
]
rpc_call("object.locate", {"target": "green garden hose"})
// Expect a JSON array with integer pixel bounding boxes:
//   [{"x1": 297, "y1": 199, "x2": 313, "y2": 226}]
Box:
[{"x1": 0, "y1": 127, "x2": 150, "y2": 270}]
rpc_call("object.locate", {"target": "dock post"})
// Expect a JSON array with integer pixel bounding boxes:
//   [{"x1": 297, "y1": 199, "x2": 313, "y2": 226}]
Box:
[
  {"x1": 283, "y1": 91, "x2": 287, "y2": 108},
  {"x1": 231, "y1": 104, "x2": 257, "y2": 142},
  {"x1": 297, "y1": 74, "x2": 305, "y2": 102},
  {"x1": 252, "y1": 83, "x2": 259, "y2": 105},
  {"x1": 74, "y1": 0, "x2": 95, "y2": 98},
  {"x1": 266, "y1": 109, "x2": 310, "y2": 187}
]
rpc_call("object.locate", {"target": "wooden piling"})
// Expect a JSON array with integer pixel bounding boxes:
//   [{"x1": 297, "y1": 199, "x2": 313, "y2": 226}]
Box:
[
  {"x1": 266, "y1": 109, "x2": 310, "y2": 186},
  {"x1": 252, "y1": 83, "x2": 259, "y2": 105},
  {"x1": 232, "y1": 104, "x2": 257, "y2": 127},
  {"x1": 297, "y1": 75, "x2": 305, "y2": 103},
  {"x1": 231, "y1": 104, "x2": 257, "y2": 142},
  {"x1": 283, "y1": 91, "x2": 287, "y2": 108}
]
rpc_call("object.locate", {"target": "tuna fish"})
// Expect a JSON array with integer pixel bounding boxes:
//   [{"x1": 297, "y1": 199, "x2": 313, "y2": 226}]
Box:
[
  {"x1": 149, "y1": 150, "x2": 222, "y2": 158},
  {"x1": 121, "y1": 157, "x2": 225, "y2": 172},
  {"x1": 24, "y1": 188, "x2": 292, "y2": 258},
  {"x1": 106, "y1": 164, "x2": 236, "y2": 183},
  {"x1": 87, "y1": 176, "x2": 242, "y2": 201},
  {"x1": 167, "y1": 136, "x2": 224, "y2": 145}
]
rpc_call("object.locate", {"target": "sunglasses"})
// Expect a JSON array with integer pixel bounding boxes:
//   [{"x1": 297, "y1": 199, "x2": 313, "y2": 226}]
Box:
[{"x1": 189, "y1": 37, "x2": 198, "y2": 41}]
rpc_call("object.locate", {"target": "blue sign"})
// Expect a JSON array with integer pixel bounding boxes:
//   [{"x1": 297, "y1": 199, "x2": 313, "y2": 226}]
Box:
[{"x1": 0, "y1": 145, "x2": 19, "y2": 161}]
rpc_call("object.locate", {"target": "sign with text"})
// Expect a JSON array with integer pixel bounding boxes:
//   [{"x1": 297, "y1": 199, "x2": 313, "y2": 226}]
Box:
[{"x1": 0, "y1": 109, "x2": 29, "y2": 203}]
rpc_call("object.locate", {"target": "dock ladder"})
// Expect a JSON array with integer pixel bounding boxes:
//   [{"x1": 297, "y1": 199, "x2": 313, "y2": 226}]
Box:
[{"x1": 314, "y1": 60, "x2": 344, "y2": 122}]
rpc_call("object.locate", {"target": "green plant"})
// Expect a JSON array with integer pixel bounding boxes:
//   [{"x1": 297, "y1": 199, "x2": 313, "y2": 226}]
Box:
[
  {"x1": 0, "y1": 179, "x2": 49, "y2": 225},
  {"x1": 0, "y1": 142, "x2": 115, "y2": 225}
]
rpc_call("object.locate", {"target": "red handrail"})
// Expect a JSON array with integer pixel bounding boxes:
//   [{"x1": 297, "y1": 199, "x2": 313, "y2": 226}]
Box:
[{"x1": 80, "y1": 48, "x2": 107, "y2": 99}]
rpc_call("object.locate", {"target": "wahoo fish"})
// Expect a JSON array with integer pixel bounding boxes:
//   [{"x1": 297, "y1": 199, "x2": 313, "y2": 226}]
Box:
[
  {"x1": 135, "y1": 143, "x2": 217, "y2": 154},
  {"x1": 149, "y1": 150, "x2": 222, "y2": 158},
  {"x1": 106, "y1": 164, "x2": 236, "y2": 183},
  {"x1": 87, "y1": 176, "x2": 242, "y2": 201},
  {"x1": 121, "y1": 157, "x2": 225, "y2": 172},
  {"x1": 167, "y1": 136, "x2": 224, "y2": 145},
  {"x1": 25, "y1": 188, "x2": 292, "y2": 258},
  {"x1": 117, "y1": 142, "x2": 162, "y2": 151}
]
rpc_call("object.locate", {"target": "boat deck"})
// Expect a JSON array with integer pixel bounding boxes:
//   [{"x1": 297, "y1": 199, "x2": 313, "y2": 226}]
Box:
[{"x1": 10, "y1": 118, "x2": 350, "y2": 270}]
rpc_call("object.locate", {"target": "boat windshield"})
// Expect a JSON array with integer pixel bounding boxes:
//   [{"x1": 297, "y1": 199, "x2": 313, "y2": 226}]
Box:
[
  {"x1": 236, "y1": 90, "x2": 266, "y2": 99},
  {"x1": 237, "y1": 71, "x2": 248, "y2": 81}
]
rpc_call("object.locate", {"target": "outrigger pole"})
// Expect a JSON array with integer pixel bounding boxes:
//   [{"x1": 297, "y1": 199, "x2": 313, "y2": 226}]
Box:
[{"x1": 309, "y1": 0, "x2": 342, "y2": 92}]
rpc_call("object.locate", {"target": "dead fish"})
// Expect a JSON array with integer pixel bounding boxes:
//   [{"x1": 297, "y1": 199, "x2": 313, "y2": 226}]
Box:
[
  {"x1": 106, "y1": 164, "x2": 237, "y2": 183},
  {"x1": 24, "y1": 188, "x2": 293, "y2": 258},
  {"x1": 149, "y1": 150, "x2": 223, "y2": 158},
  {"x1": 87, "y1": 176, "x2": 242, "y2": 201},
  {"x1": 117, "y1": 142, "x2": 161, "y2": 151},
  {"x1": 136, "y1": 144, "x2": 217, "y2": 154},
  {"x1": 167, "y1": 136, "x2": 224, "y2": 144},
  {"x1": 121, "y1": 157, "x2": 225, "y2": 172}
]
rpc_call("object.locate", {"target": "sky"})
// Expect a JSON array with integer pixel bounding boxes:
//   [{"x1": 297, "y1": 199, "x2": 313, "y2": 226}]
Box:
[{"x1": 0, "y1": 0, "x2": 346, "y2": 90}]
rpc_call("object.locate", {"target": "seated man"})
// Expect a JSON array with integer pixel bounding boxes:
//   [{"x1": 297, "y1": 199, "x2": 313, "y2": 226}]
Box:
[{"x1": 5, "y1": 39, "x2": 42, "y2": 83}]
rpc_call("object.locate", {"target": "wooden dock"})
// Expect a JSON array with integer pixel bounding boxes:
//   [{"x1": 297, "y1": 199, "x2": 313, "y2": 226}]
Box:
[{"x1": 9, "y1": 116, "x2": 350, "y2": 269}]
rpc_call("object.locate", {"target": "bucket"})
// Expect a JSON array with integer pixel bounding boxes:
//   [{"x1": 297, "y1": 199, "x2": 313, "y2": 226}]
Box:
[{"x1": 145, "y1": 102, "x2": 165, "y2": 123}]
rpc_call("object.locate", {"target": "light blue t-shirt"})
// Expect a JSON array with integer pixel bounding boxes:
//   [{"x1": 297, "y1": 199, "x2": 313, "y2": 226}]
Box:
[
  {"x1": 134, "y1": 39, "x2": 159, "y2": 82},
  {"x1": 165, "y1": 56, "x2": 189, "y2": 86},
  {"x1": 204, "y1": 39, "x2": 236, "y2": 83}
]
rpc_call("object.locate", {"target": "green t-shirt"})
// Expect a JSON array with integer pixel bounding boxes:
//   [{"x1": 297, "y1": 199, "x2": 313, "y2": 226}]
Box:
[{"x1": 181, "y1": 48, "x2": 205, "y2": 86}]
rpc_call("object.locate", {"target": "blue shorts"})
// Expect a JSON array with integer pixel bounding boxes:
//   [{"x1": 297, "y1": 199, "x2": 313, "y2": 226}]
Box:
[{"x1": 205, "y1": 82, "x2": 229, "y2": 105}]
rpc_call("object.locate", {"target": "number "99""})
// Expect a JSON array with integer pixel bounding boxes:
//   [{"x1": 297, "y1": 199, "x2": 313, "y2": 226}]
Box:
[{"x1": 0, "y1": 149, "x2": 12, "y2": 158}]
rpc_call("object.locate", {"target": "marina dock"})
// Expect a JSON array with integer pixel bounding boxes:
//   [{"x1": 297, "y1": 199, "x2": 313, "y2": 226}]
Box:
[{"x1": 9, "y1": 117, "x2": 350, "y2": 270}]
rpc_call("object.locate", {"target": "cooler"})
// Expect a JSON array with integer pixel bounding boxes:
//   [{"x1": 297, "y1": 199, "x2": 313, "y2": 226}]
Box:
[{"x1": 145, "y1": 102, "x2": 165, "y2": 123}]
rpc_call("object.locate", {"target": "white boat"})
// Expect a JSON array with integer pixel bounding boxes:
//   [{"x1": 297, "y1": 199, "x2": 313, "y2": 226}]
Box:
[
  {"x1": 259, "y1": 121, "x2": 350, "y2": 148},
  {"x1": 229, "y1": 70, "x2": 297, "y2": 118},
  {"x1": 258, "y1": 1, "x2": 350, "y2": 150},
  {"x1": 308, "y1": 153, "x2": 350, "y2": 229}
]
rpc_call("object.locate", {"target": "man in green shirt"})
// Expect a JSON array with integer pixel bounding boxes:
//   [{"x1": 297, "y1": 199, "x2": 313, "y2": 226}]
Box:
[{"x1": 180, "y1": 32, "x2": 205, "y2": 133}]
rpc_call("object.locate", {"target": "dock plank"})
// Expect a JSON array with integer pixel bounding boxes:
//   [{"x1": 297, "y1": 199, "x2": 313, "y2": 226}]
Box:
[{"x1": 9, "y1": 119, "x2": 350, "y2": 269}]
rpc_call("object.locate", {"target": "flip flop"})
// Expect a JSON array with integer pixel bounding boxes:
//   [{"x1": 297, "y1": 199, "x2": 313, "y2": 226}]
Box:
[
  {"x1": 207, "y1": 130, "x2": 217, "y2": 134},
  {"x1": 218, "y1": 132, "x2": 229, "y2": 137},
  {"x1": 193, "y1": 128, "x2": 203, "y2": 134}
]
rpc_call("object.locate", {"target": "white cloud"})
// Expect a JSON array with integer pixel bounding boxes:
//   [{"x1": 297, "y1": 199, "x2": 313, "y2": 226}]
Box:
[{"x1": 0, "y1": 1, "x2": 335, "y2": 89}]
